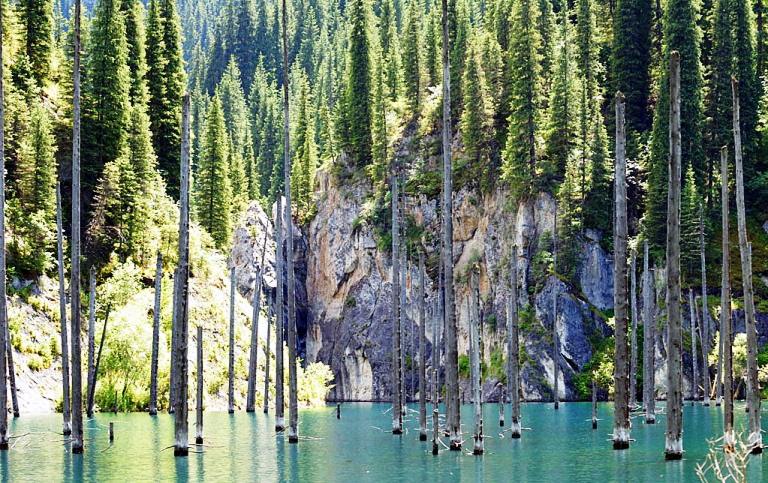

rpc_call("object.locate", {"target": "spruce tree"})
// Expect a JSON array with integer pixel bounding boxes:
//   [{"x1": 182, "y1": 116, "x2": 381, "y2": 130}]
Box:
[
  {"x1": 611, "y1": 0, "x2": 653, "y2": 133},
  {"x1": 460, "y1": 41, "x2": 489, "y2": 181},
  {"x1": 120, "y1": 0, "x2": 149, "y2": 106},
  {"x1": 402, "y1": 0, "x2": 421, "y2": 114},
  {"x1": 680, "y1": 164, "x2": 700, "y2": 283},
  {"x1": 450, "y1": 0, "x2": 469, "y2": 116},
  {"x1": 338, "y1": 0, "x2": 372, "y2": 167},
  {"x1": 502, "y1": 0, "x2": 543, "y2": 199},
  {"x1": 644, "y1": 0, "x2": 704, "y2": 254},
  {"x1": 292, "y1": 76, "x2": 316, "y2": 218},
  {"x1": 194, "y1": 95, "x2": 232, "y2": 248},
  {"x1": 82, "y1": 0, "x2": 131, "y2": 197},
  {"x1": 379, "y1": 0, "x2": 402, "y2": 100},
  {"x1": 219, "y1": 58, "x2": 250, "y2": 163},
  {"x1": 732, "y1": 0, "x2": 759, "y2": 181},
  {"x1": 19, "y1": 0, "x2": 54, "y2": 87},
  {"x1": 231, "y1": 0, "x2": 258, "y2": 93}
]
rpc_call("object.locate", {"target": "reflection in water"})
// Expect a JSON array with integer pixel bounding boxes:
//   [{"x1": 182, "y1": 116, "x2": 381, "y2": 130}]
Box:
[{"x1": 1, "y1": 403, "x2": 767, "y2": 481}]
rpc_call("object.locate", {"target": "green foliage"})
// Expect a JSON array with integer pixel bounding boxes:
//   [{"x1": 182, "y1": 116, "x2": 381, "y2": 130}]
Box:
[
  {"x1": 18, "y1": 0, "x2": 55, "y2": 87},
  {"x1": 573, "y1": 336, "x2": 615, "y2": 398},
  {"x1": 402, "y1": 0, "x2": 421, "y2": 113},
  {"x1": 297, "y1": 362, "x2": 335, "y2": 407},
  {"x1": 458, "y1": 354, "x2": 470, "y2": 379}
]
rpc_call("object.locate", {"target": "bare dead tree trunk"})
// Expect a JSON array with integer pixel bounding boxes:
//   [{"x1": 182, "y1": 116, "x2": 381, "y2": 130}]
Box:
[
  {"x1": 391, "y1": 157, "x2": 403, "y2": 434},
  {"x1": 592, "y1": 379, "x2": 598, "y2": 429},
  {"x1": 720, "y1": 146, "x2": 734, "y2": 449},
  {"x1": 613, "y1": 91, "x2": 630, "y2": 450},
  {"x1": 172, "y1": 94, "x2": 191, "y2": 457},
  {"x1": 149, "y1": 252, "x2": 162, "y2": 415},
  {"x1": 698, "y1": 204, "x2": 711, "y2": 406},
  {"x1": 168, "y1": 269, "x2": 179, "y2": 415},
  {"x1": 441, "y1": 0, "x2": 460, "y2": 451},
  {"x1": 264, "y1": 302, "x2": 272, "y2": 414},
  {"x1": 400, "y1": 243, "x2": 407, "y2": 412},
  {"x1": 196, "y1": 325, "x2": 203, "y2": 444},
  {"x1": 470, "y1": 270, "x2": 483, "y2": 455},
  {"x1": 246, "y1": 236, "x2": 268, "y2": 412},
  {"x1": 91, "y1": 306, "x2": 110, "y2": 411},
  {"x1": 4, "y1": 326, "x2": 18, "y2": 418},
  {"x1": 281, "y1": 0, "x2": 299, "y2": 444},
  {"x1": 553, "y1": 208, "x2": 559, "y2": 410},
  {"x1": 630, "y1": 249, "x2": 638, "y2": 408},
  {"x1": 689, "y1": 289, "x2": 698, "y2": 404},
  {"x1": 418, "y1": 251, "x2": 427, "y2": 441},
  {"x1": 731, "y1": 78, "x2": 762, "y2": 453},
  {"x1": 274, "y1": 198, "x2": 285, "y2": 432},
  {"x1": 70, "y1": 0, "x2": 84, "y2": 453},
  {"x1": 56, "y1": 183, "x2": 71, "y2": 433},
  {"x1": 665, "y1": 52, "x2": 683, "y2": 460},
  {"x1": 0, "y1": 0, "x2": 7, "y2": 450},
  {"x1": 509, "y1": 248, "x2": 521, "y2": 438},
  {"x1": 228, "y1": 266, "x2": 236, "y2": 414},
  {"x1": 642, "y1": 241, "x2": 656, "y2": 424},
  {"x1": 432, "y1": 292, "x2": 441, "y2": 455},
  {"x1": 87, "y1": 267, "x2": 96, "y2": 418}
]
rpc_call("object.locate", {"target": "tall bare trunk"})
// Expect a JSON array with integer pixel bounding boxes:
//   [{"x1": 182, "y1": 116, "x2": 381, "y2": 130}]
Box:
[
  {"x1": 418, "y1": 251, "x2": 427, "y2": 441},
  {"x1": 441, "y1": 0, "x2": 460, "y2": 451},
  {"x1": 70, "y1": 0, "x2": 84, "y2": 453},
  {"x1": 264, "y1": 301, "x2": 272, "y2": 414},
  {"x1": 281, "y1": 0, "x2": 298, "y2": 444},
  {"x1": 509, "y1": 248, "x2": 521, "y2": 438},
  {"x1": 731, "y1": 77, "x2": 761, "y2": 453},
  {"x1": 391, "y1": 158, "x2": 402, "y2": 434},
  {"x1": 400, "y1": 241, "x2": 407, "y2": 411},
  {"x1": 689, "y1": 289, "x2": 698, "y2": 403},
  {"x1": 592, "y1": 379, "x2": 598, "y2": 429},
  {"x1": 642, "y1": 241, "x2": 656, "y2": 423},
  {"x1": 553, "y1": 208, "x2": 559, "y2": 410},
  {"x1": 56, "y1": 183, "x2": 72, "y2": 432},
  {"x1": 172, "y1": 95, "x2": 191, "y2": 457},
  {"x1": 630, "y1": 249, "x2": 638, "y2": 407},
  {"x1": 720, "y1": 146, "x2": 734, "y2": 449},
  {"x1": 0, "y1": 0, "x2": 7, "y2": 450},
  {"x1": 246, "y1": 236, "x2": 268, "y2": 412},
  {"x1": 87, "y1": 267, "x2": 96, "y2": 418},
  {"x1": 613, "y1": 91, "x2": 630, "y2": 450},
  {"x1": 149, "y1": 252, "x2": 162, "y2": 415},
  {"x1": 196, "y1": 325, "x2": 203, "y2": 444},
  {"x1": 168, "y1": 270, "x2": 179, "y2": 414},
  {"x1": 470, "y1": 270, "x2": 483, "y2": 455},
  {"x1": 228, "y1": 266, "x2": 236, "y2": 414},
  {"x1": 4, "y1": 326, "x2": 18, "y2": 418},
  {"x1": 431, "y1": 285, "x2": 441, "y2": 454},
  {"x1": 665, "y1": 52, "x2": 683, "y2": 460},
  {"x1": 274, "y1": 198, "x2": 285, "y2": 432},
  {"x1": 698, "y1": 204, "x2": 711, "y2": 406}
]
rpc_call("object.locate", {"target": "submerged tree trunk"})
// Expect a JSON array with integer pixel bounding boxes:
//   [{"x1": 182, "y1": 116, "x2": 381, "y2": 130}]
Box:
[
  {"x1": 274, "y1": 198, "x2": 285, "y2": 432},
  {"x1": 698, "y1": 205, "x2": 711, "y2": 406},
  {"x1": 592, "y1": 379, "x2": 598, "y2": 429},
  {"x1": 5, "y1": 326, "x2": 18, "y2": 418},
  {"x1": 87, "y1": 267, "x2": 96, "y2": 418},
  {"x1": 418, "y1": 251, "x2": 427, "y2": 441},
  {"x1": 70, "y1": 0, "x2": 84, "y2": 453},
  {"x1": 264, "y1": 302, "x2": 272, "y2": 414},
  {"x1": 149, "y1": 252, "x2": 162, "y2": 415},
  {"x1": 630, "y1": 249, "x2": 638, "y2": 408},
  {"x1": 281, "y1": 0, "x2": 299, "y2": 444},
  {"x1": 665, "y1": 52, "x2": 683, "y2": 460},
  {"x1": 196, "y1": 325, "x2": 203, "y2": 444},
  {"x1": 441, "y1": 0, "x2": 460, "y2": 452},
  {"x1": 172, "y1": 95, "x2": 191, "y2": 457},
  {"x1": 89, "y1": 305, "x2": 111, "y2": 412},
  {"x1": 228, "y1": 266, "x2": 236, "y2": 414},
  {"x1": 246, "y1": 236, "x2": 268, "y2": 412},
  {"x1": 470, "y1": 271, "x2": 483, "y2": 455},
  {"x1": 0, "y1": 0, "x2": 7, "y2": 450},
  {"x1": 689, "y1": 289, "x2": 698, "y2": 404},
  {"x1": 400, "y1": 241, "x2": 407, "y2": 411},
  {"x1": 509, "y1": 249, "x2": 521, "y2": 438},
  {"x1": 720, "y1": 146, "x2": 734, "y2": 449},
  {"x1": 56, "y1": 183, "x2": 72, "y2": 433},
  {"x1": 432, "y1": 289, "x2": 441, "y2": 454},
  {"x1": 552, "y1": 209, "x2": 559, "y2": 411},
  {"x1": 642, "y1": 241, "x2": 656, "y2": 424},
  {"x1": 391, "y1": 158, "x2": 403, "y2": 434},
  {"x1": 613, "y1": 91, "x2": 630, "y2": 450},
  {"x1": 168, "y1": 270, "x2": 179, "y2": 414},
  {"x1": 731, "y1": 78, "x2": 762, "y2": 453}
]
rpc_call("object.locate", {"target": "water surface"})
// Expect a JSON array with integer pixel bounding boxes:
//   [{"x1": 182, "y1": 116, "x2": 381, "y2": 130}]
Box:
[{"x1": 1, "y1": 402, "x2": 766, "y2": 482}]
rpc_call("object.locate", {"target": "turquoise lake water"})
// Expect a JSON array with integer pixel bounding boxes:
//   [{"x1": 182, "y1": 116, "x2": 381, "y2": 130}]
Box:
[{"x1": 1, "y1": 401, "x2": 766, "y2": 482}]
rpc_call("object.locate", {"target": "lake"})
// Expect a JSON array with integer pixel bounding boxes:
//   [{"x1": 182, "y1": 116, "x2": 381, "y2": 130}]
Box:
[{"x1": 1, "y1": 401, "x2": 766, "y2": 482}]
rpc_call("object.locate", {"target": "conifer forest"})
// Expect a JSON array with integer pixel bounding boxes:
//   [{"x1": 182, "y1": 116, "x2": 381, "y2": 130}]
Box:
[{"x1": 1, "y1": 0, "x2": 768, "y2": 480}]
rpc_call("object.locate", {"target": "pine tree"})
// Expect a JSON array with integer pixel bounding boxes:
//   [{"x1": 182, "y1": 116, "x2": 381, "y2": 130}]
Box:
[
  {"x1": 644, "y1": 0, "x2": 704, "y2": 254},
  {"x1": 292, "y1": 79, "x2": 316, "y2": 219},
  {"x1": 583, "y1": 110, "x2": 612, "y2": 236},
  {"x1": 194, "y1": 95, "x2": 232, "y2": 248},
  {"x1": 379, "y1": 0, "x2": 402, "y2": 100},
  {"x1": 120, "y1": 0, "x2": 149, "y2": 106},
  {"x1": 424, "y1": 7, "x2": 440, "y2": 88},
  {"x1": 338, "y1": 0, "x2": 372, "y2": 167},
  {"x1": 502, "y1": 0, "x2": 543, "y2": 199},
  {"x1": 19, "y1": 0, "x2": 55, "y2": 87},
  {"x1": 230, "y1": 0, "x2": 258, "y2": 92},
  {"x1": 732, "y1": 0, "x2": 759, "y2": 181},
  {"x1": 537, "y1": 0, "x2": 555, "y2": 95},
  {"x1": 460, "y1": 41, "x2": 489, "y2": 182},
  {"x1": 218, "y1": 58, "x2": 250, "y2": 164},
  {"x1": 680, "y1": 164, "x2": 700, "y2": 284},
  {"x1": 370, "y1": 55, "x2": 388, "y2": 187},
  {"x1": 450, "y1": 0, "x2": 469, "y2": 116},
  {"x1": 402, "y1": 0, "x2": 421, "y2": 114},
  {"x1": 611, "y1": 0, "x2": 653, "y2": 133},
  {"x1": 82, "y1": 0, "x2": 131, "y2": 196}
]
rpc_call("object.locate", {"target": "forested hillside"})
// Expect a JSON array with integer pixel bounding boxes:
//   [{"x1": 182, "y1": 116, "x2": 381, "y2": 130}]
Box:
[{"x1": 1, "y1": 0, "x2": 768, "y2": 413}]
